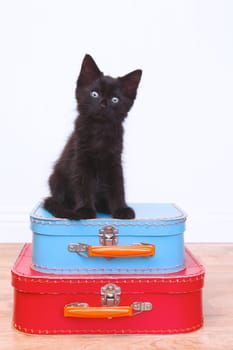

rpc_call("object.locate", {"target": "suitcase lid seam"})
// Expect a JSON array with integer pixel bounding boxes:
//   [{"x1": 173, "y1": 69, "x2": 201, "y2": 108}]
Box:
[{"x1": 30, "y1": 202, "x2": 187, "y2": 224}]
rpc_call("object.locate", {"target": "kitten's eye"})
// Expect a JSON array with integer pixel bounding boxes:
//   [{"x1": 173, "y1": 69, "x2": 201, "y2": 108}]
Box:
[
  {"x1": 111, "y1": 97, "x2": 119, "y2": 104},
  {"x1": 91, "y1": 91, "x2": 99, "y2": 98}
]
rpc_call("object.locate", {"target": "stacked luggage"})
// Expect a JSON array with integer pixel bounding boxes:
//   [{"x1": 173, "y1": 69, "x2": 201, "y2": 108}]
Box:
[{"x1": 11, "y1": 202, "x2": 204, "y2": 334}]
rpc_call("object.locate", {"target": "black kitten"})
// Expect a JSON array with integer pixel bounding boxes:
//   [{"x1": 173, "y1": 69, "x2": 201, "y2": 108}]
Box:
[{"x1": 44, "y1": 54, "x2": 142, "y2": 220}]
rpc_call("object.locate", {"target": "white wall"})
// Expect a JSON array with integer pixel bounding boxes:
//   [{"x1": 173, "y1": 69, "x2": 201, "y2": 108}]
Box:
[{"x1": 0, "y1": 0, "x2": 233, "y2": 242}]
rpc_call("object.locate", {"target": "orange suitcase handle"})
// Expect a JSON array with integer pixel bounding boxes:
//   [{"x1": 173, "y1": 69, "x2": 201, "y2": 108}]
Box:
[
  {"x1": 64, "y1": 305, "x2": 133, "y2": 318},
  {"x1": 88, "y1": 244, "x2": 155, "y2": 258},
  {"x1": 64, "y1": 301, "x2": 152, "y2": 318}
]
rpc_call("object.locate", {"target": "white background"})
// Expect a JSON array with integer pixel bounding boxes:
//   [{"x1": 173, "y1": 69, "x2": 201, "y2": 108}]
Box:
[{"x1": 0, "y1": 0, "x2": 232, "y2": 242}]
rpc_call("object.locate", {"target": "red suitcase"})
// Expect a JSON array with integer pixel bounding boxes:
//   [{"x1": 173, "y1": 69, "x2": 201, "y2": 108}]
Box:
[{"x1": 12, "y1": 244, "x2": 204, "y2": 334}]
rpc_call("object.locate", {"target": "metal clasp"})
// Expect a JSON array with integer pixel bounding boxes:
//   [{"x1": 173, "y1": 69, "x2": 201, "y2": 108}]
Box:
[
  {"x1": 68, "y1": 243, "x2": 89, "y2": 258},
  {"x1": 101, "y1": 283, "x2": 121, "y2": 306},
  {"x1": 132, "y1": 302, "x2": 152, "y2": 315},
  {"x1": 65, "y1": 302, "x2": 89, "y2": 308},
  {"x1": 99, "y1": 225, "x2": 119, "y2": 246}
]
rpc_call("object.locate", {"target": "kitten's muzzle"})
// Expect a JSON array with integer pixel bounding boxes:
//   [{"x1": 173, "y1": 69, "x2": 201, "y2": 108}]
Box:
[{"x1": 100, "y1": 99, "x2": 107, "y2": 109}]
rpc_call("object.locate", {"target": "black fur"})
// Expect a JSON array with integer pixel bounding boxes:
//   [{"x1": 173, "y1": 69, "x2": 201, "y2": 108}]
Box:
[{"x1": 44, "y1": 54, "x2": 142, "y2": 219}]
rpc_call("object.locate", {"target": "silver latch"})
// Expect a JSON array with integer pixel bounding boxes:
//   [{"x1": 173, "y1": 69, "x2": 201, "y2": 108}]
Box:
[
  {"x1": 101, "y1": 283, "x2": 121, "y2": 306},
  {"x1": 65, "y1": 302, "x2": 89, "y2": 308},
  {"x1": 99, "y1": 225, "x2": 119, "y2": 246},
  {"x1": 132, "y1": 302, "x2": 152, "y2": 314},
  {"x1": 68, "y1": 243, "x2": 89, "y2": 257}
]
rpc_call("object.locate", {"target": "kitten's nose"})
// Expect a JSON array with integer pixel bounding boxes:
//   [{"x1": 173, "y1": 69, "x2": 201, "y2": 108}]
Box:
[{"x1": 100, "y1": 99, "x2": 107, "y2": 108}]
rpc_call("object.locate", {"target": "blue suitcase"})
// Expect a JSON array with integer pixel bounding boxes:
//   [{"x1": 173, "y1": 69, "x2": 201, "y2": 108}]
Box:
[{"x1": 30, "y1": 202, "x2": 187, "y2": 274}]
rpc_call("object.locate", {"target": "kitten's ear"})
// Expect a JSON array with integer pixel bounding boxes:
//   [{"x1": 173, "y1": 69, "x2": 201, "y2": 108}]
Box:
[
  {"x1": 119, "y1": 70, "x2": 142, "y2": 99},
  {"x1": 77, "y1": 54, "x2": 103, "y2": 87}
]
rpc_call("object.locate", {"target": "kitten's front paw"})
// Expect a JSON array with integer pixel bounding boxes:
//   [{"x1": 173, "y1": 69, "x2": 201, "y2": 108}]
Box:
[
  {"x1": 75, "y1": 207, "x2": 96, "y2": 219},
  {"x1": 113, "y1": 207, "x2": 135, "y2": 219}
]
